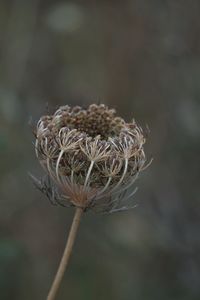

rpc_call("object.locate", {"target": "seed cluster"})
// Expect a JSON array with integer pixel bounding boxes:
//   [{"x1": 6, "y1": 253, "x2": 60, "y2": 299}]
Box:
[
  {"x1": 37, "y1": 104, "x2": 126, "y2": 140},
  {"x1": 35, "y1": 104, "x2": 147, "y2": 213}
]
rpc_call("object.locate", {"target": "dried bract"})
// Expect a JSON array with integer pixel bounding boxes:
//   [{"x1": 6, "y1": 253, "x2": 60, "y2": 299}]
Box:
[{"x1": 34, "y1": 104, "x2": 148, "y2": 213}]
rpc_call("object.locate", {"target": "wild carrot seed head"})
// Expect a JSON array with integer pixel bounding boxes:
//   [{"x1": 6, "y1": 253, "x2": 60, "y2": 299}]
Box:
[{"x1": 34, "y1": 104, "x2": 147, "y2": 213}]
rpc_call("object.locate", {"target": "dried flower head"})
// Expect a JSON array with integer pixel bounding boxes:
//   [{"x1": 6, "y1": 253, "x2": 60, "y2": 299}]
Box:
[{"x1": 34, "y1": 104, "x2": 148, "y2": 213}]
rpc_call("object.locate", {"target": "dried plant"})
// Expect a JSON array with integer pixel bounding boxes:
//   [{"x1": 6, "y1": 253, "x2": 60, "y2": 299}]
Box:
[{"x1": 33, "y1": 104, "x2": 149, "y2": 300}]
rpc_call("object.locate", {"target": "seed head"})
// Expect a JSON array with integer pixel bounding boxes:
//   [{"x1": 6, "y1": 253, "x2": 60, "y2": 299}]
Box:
[{"x1": 34, "y1": 104, "x2": 148, "y2": 213}]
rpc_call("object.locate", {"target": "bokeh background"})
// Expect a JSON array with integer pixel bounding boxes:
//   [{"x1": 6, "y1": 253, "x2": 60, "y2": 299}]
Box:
[{"x1": 0, "y1": 1, "x2": 200, "y2": 299}]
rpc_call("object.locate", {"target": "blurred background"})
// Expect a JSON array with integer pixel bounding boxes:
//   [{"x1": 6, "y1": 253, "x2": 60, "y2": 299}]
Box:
[{"x1": 0, "y1": 0, "x2": 200, "y2": 299}]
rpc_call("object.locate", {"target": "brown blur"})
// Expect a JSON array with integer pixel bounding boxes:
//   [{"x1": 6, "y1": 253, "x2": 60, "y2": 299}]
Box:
[{"x1": 0, "y1": 1, "x2": 200, "y2": 300}]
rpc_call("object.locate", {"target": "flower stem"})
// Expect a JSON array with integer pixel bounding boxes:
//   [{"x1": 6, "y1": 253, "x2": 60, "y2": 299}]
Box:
[{"x1": 47, "y1": 207, "x2": 83, "y2": 300}]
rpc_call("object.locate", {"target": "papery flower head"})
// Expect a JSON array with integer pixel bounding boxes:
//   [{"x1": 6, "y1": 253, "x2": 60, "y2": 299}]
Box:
[{"x1": 33, "y1": 104, "x2": 148, "y2": 213}]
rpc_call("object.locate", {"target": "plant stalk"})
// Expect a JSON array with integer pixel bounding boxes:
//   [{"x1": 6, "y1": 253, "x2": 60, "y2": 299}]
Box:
[{"x1": 47, "y1": 207, "x2": 83, "y2": 300}]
